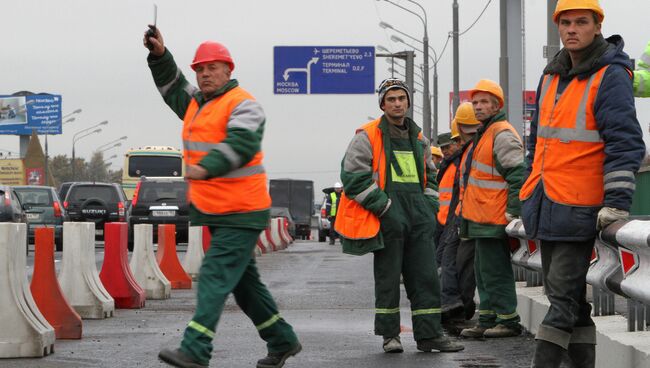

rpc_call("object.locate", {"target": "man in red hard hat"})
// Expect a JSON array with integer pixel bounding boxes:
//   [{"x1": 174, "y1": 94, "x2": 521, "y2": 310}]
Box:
[{"x1": 144, "y1": 29, "x2": 301, "y2": 368}]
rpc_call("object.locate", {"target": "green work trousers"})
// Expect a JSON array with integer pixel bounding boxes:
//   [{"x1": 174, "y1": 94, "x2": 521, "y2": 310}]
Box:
[
  {"x1": 474, "y1": 237, "x2": 520, "y2": 328},
  {"x1": 180, "y1": 226, "x2": 298, "y2": 365},
  {"x1": 373, "y1": 191, "x2": 443, "y2": 341}
]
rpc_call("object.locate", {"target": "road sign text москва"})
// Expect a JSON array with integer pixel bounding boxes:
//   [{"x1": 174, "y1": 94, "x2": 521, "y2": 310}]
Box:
[{"x1": 274, "y1": 46, "x2": 375, "y2": 94}]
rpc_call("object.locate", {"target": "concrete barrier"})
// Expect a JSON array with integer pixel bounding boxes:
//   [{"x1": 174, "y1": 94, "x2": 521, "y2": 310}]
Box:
[
  {"x1": 183, "y1": 226, "x2": 205, "y2": 280},
  {"x1": 99, "y1": 223, "x2": 145, "y2": 309},
  {"x1": 58, "y1": 222, "x2": 115, "y2": 319},
  {"x1": 278, "y1": 218, "x2": 294, "y2": 246},
  {"x1": 129, "y1": 224, "x2": 171, "y2": 300},
  {"x1": 0, "y1": 223, "x2": 55, "y2": 357},
  {"x1": 260, "y1": 228, "x2": 276, "y2": 252}
]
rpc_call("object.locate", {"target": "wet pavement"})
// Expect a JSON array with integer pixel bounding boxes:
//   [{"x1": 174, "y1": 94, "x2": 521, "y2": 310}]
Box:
[{"x1": 6, "y1": 240, "x2": 538, "y2": 367}]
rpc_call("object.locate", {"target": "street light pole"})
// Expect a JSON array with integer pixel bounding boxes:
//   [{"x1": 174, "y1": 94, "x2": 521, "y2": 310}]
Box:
[
  {"x1": 71, "y1": 120, "x2": 108, "y2": 181},
  {"x1": 45, "y1": 108, "x2": 81, "y2": 186}
]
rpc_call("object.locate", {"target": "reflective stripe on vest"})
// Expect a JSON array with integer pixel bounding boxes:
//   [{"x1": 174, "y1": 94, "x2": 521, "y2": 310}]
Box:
[
  {"x1": 182, "y1": 87, "x2": 271, "y2": 215},
  {"x1": 329, "y1": 192, "x2": 338, "y2": 216},
  {"x1": 462, "y1": 121, "x2": 519, "y2": 226},
  {"x1": 437, "y1": 162, "x2": 457, "y2": 226},
  {"x1": 335, "y1": 119, "x2": 428, "y2": 240},
  {"x1": 520, "y1": 66, "x2": 609, "y2": 206}
]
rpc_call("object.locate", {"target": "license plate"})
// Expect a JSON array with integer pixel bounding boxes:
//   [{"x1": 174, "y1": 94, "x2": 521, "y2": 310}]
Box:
[
  {"x1": 95, "y1": 229, "x2": 104, "y2": 236},
  {"x1": 26, "y1": 213, "x2": 40, "y2": 220},
  {"x1": 152, "y1": 210, "x2": 176, "y2": 217}
]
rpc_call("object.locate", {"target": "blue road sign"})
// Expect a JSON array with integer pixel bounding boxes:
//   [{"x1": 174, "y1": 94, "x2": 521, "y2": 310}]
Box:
[
  {"x1": 274, "y1": 46, "x2": 375, "y2": 94},
  {"x1": 0, "y1": 94, "x2": 62, "y2": 135}
]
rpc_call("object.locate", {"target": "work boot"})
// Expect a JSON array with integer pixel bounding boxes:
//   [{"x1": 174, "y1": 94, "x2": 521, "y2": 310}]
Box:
[
  {"x1": 382, "y1": 336, "x2": 404, "y2": 353},
  {"x1": 483, "y1": 324, "x2": 522, "y2": 338},
  {"x1": 567, "y1": 343, "x2": 595, "y2": 368},
  {"x1": 257, "y1": 343, "x2": 302, "y2": 368},
  {"x1": 416, "y1": 336, "x2": 465, "y2": 352},
  {"x1": 531, "y1": 340, "x2": 566, "y2": 368},
  {"x1": 158, "y1": 348, "x2": 207, "y2": 368},
  {"x1": 459, "y1": 325, "x2": 487, "y2": 338}
]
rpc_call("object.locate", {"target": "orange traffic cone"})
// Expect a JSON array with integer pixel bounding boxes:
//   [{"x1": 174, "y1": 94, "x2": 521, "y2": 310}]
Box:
[
  {"x1": 157, "y1": 224, "x2": 192, "y2": 289},
  {"x1": 30, "y1": 227, "x2": 82, "y2": 339}
]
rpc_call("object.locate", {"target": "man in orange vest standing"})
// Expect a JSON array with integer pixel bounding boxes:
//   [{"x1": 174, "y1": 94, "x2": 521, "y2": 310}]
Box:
[
  {"x1": 336, "y1": 78, "x2": 463, "y2": 354},
  {"x1": 144, "y1": 29, "x2": 301, "y2": 368},
  {"x1": 521, "y1": 1, "x2": 645, "y2": 366},
  {"x1": 458, "y1": 79, "x2": 524, "y2": 339}
]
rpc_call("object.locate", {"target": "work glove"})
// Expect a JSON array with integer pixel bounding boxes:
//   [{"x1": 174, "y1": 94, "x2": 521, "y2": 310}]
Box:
[
  {"x1": 505, "y1": 212, "x2": 518, "y2": 223},
  {"x1": 596, "y1": 207, "x2": 629, "y2": 230}
]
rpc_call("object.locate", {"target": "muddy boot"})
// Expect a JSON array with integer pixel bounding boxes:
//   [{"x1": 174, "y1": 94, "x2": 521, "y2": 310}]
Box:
[
  {"x1": 567, "y1": 343, "x2": 595, "y2": 368},
  {"x1": 158, "y1": 348, "x2": 207, "y2": 368},
  {"x1": 459, "y1": 325, "x2": 487, "y2": 338},
  {"x1": 256, "y1": 343, "x2": 302, "y2": 368},
  {"x1": 531, "y1": 340, "x2": 565, "y2": 368},
  {"x1": 483, "y1": 324, "x2": 522, "y2": 338},
  {"x1": 382, "y1": 336, "x2": 404, "y2": 353},
  {"x1": 416, "y1": 336, "x2": 465, "y2": 352}
]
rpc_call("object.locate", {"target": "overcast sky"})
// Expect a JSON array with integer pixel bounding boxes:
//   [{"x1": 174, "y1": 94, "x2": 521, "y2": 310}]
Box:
[{"x1": 1, "y1": 0, "x2": 648, "y2": 197}]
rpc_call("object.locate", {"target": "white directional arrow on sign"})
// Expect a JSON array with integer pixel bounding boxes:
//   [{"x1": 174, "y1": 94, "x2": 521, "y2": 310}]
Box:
[{"x1": 282, "y1": 57, "x2": 319, "y2": 94}]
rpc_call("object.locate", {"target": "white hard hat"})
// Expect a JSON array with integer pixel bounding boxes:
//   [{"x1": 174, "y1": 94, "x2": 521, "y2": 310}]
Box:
[{"x1": 334, "y1": 182, "x2": 343, "y2": 189}]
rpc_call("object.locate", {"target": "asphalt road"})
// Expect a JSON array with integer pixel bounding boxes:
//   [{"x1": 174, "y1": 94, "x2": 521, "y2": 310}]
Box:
[{"x1": 7, "y1": 240, "x2": 537, "y2": 367}]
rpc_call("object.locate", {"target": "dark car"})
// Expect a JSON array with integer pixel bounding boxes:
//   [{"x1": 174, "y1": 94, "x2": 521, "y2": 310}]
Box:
[
  {"x1": 0, "y1": 185, "x2": 26, "y2": 223},
  {"x1": 64, "y1": 182, "x2": 130, "y2": 240},
  {"x1": 128, "y1": 177, "x2": 189, "y2": 249},
  {"x1": 13, "y1": 185, "x2": 67, "y2": 251},
  {"x1": 270, "y1": 206, "x2": 296, "y2": 238},
  {"x1": 58, "y1": 182, "x2": 76, "y2": 202}
]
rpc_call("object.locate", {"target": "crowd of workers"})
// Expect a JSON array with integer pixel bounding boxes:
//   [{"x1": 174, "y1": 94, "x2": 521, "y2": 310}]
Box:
[{"x1": 142, "y1": 0, "x2": 648, "y2": 367}]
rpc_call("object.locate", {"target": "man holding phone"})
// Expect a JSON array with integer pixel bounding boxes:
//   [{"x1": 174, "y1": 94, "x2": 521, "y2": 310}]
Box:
[{"x1": 144, "y1": 27, "x2": 301, "y2": 368}]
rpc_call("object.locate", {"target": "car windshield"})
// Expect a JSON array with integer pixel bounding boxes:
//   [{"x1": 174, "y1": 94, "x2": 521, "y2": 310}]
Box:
[
  {"x1": 139, "y1": 181, "x2": 187, "y2": 203},
  {"x1": 14, "y1": 188, "x2": 53, "y2": 206},
  {"x1": 68, "y1": 186, "x2": 119, "y2": 202}
]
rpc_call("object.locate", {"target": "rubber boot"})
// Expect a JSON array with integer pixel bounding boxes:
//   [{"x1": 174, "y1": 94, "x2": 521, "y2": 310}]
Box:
[
  {"x1": 531, "y1": 340, "x2": 565, "y2": 368},
  {"x1": 567, "y1": 343, "x2": 595, "y2": 368}
]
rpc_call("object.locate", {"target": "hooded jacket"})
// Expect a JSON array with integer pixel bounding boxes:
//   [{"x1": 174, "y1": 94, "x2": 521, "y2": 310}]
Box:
[{"x1": 522, "y1": 35, "x2": 646, "y2": 241}]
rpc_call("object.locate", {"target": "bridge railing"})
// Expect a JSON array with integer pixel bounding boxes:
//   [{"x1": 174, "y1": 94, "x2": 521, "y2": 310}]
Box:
[{"x1": 506, "y1": 217, "x2": 650, "y2": 332}]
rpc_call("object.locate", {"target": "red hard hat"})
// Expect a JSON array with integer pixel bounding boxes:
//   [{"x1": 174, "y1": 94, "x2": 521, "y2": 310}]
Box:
[{"x1": 190, "y1": 41, "x2": 235, "y2": 72}]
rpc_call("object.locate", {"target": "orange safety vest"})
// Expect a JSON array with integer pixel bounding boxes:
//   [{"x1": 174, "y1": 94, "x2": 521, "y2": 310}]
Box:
[
  {"x1": 182, "y1": 87, "x2": 271, "y2": 215},
  {"x1": 437, "y1": 162, "x2": 457, "y2": 226},
  {"x1": 462, "y1": 121, "x2": 520, "y2": 225},
  {"x1": 520, "y1": 66, "x2": 609, "y2": 206},
  {"x1": 335, "y1": 118, "x2": 427, "y2": 240},
  {"x1": 455, "y1": 142, "x2": 473, "y2": 216}
]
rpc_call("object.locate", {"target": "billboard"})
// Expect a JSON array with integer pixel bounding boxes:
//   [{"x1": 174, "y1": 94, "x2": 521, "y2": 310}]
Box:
[
  {"x1": 0, "y1": 159, "x2": 26, "y2": 185},
  {"x1": 0, "y1": 94, "x2": 62, "y2": 135}
]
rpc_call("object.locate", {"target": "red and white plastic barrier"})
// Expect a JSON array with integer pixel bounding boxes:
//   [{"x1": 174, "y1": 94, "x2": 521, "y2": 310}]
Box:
[
  {"x1": 183, "y1": 226, "x2": 205, "y2": 280},
  {"x1": 130, "y1": 224, "x2": 171, "y2": 300}
]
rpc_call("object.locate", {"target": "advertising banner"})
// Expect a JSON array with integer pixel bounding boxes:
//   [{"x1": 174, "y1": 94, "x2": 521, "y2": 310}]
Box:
[
  {"x1": 0, "y1": 159, "x2": 26, "y2": 185},
  {"x1": 25, "y1": 167, "x2": 44, "y2": 185},
  {"x1": 0, "y1": 94, "x2": 62, "y2": 135}
]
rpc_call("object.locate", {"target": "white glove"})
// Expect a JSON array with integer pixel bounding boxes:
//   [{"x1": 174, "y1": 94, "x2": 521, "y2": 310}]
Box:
[
  {"x1": 505, "y1": 212, "x2": 518, "y2": 223},
  {"x1": 596, "y1": 207, "x2": 628, "y2": 230}
]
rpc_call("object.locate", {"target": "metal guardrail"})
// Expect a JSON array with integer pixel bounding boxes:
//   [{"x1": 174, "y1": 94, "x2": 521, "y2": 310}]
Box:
[{"x1": 506, "y1": 218, "x2": 650, "y2": 332}]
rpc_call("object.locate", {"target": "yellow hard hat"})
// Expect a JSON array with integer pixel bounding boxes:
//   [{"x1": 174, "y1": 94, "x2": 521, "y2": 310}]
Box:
[
  {"x1": 553, "y1": 0, "x2": 604, "y2": 24},
  {"x1": 454, "y1": 102, "x2": 480, "y2": 126},
  {"x1": 450, "y1": 118, "x2": 460, "y2": 139},
  {"x1": 470, "y1": 79, "x2": 504, "y2": 109},
  {"x1": 431, "y1": 146, "x2": 443, "y2": 158}
]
